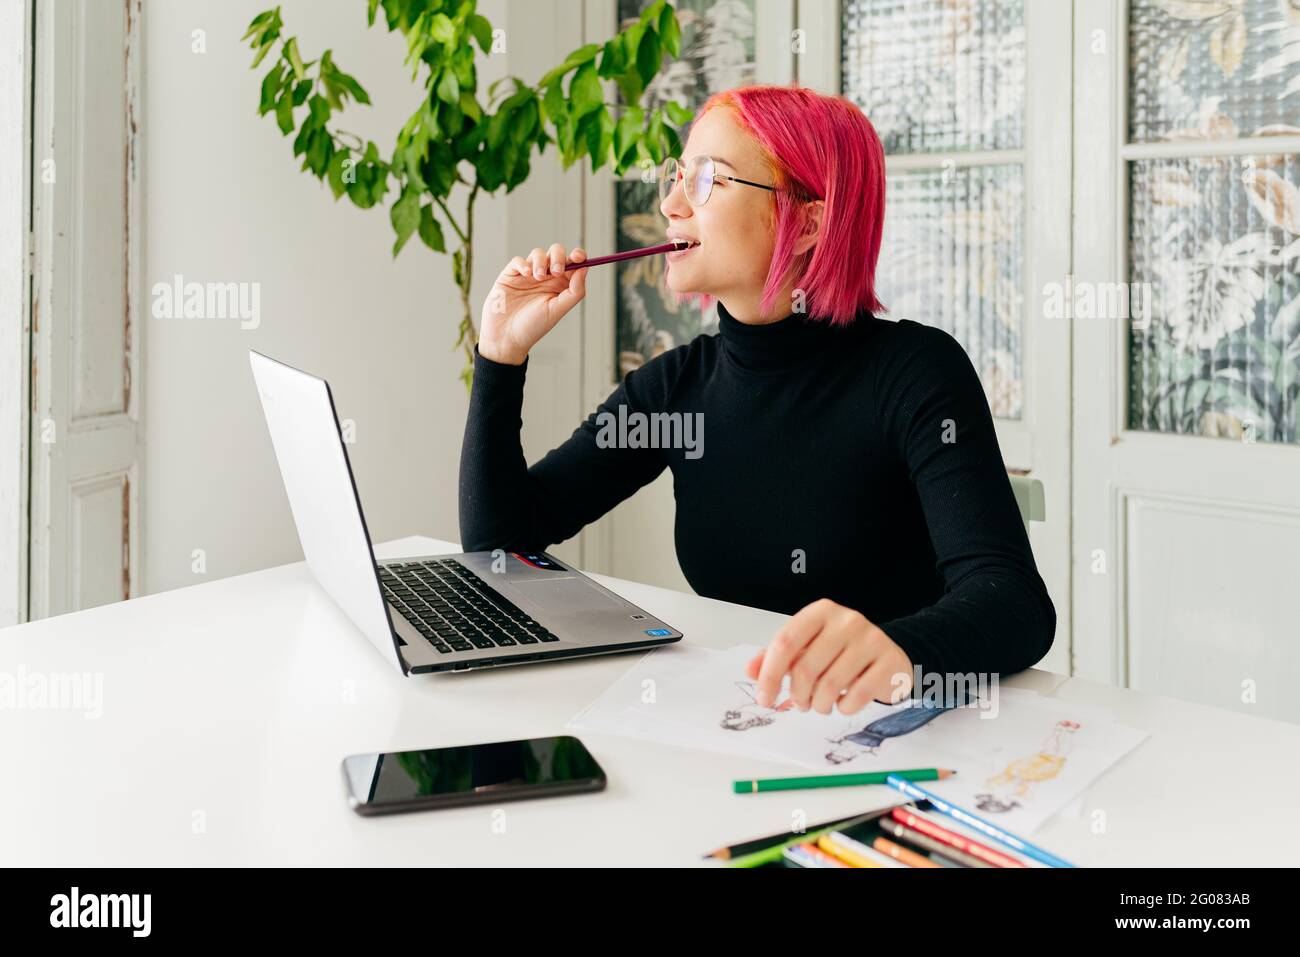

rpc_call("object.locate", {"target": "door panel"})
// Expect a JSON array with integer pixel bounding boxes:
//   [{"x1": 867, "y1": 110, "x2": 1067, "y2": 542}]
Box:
[
  {"x1": 1124, "y1": 492, "x2": 1300, "y2": 722},
  {"x1": 29, "y1": 0, "x2": 143, "y2": 616},
  {"x1": 0, "y1": 0, "x2": 31, "y2": 626},
  {"x1": 1074, "y1": 0, "x2": 1300, "y2": 722}
]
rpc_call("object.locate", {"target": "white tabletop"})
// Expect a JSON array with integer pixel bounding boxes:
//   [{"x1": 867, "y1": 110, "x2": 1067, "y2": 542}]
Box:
[{"x1": 3, "y1": 535, "x2": 1297, "y2": 866}]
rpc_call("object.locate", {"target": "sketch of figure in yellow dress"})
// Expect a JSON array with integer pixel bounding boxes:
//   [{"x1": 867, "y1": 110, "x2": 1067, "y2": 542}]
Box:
[{"x1": 975, "y1": 719, "x2": 1081, "y2": 814}]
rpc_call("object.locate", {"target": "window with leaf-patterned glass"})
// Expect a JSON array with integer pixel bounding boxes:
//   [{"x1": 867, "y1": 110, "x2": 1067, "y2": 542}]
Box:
[
  {"x1": 841, "y1": 0, "x2": 1027, "y2": 419},
  {"x1": 614, "y1": 0, "x2": 758, "y2": 378},
  {"x1": 1128, "y1": 0, "x2": 1300, "y2": 443}
]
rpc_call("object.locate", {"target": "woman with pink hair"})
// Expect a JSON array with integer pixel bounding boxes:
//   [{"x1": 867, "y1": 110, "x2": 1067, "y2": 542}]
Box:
[{"x1": 461, "y1": 85, "x2": 1055, "y2": 716}]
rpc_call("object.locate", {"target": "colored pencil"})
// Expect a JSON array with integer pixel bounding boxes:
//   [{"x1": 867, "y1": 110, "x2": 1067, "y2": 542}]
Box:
[
  {"x1": 733, "y1": 767, "x2": 955, "y2": 794},
  {"x1": 879, "y1": 817, "x2": 990, "y2": 868},
  {"x1": 721, "y1": 805, "x2": 907, "y2": 868},
  {"x1": 562, "y1": 240, "x2": 694, "y2": 271},
  {"x1": 784, "y1": 841, "x2": 850, "y2": 868},
  {"x1": 818, "y1": 832, "x2": 898, "y2": 868},
  {"x1": 898, "y1": 804, "x2": 1042, "y2": 867},
  {"x1": 885, "y1": 775, "x2": 1076, "y2": 868},
  {"x1": 704, "y1": 806, "x2": 894, "y2": 861},
  {"x1": 890, "y1": 806, "x2": 1026, "y2": 868},
  {"x1": 872, "y1": 835, "x2": 942, "y2": 868}
]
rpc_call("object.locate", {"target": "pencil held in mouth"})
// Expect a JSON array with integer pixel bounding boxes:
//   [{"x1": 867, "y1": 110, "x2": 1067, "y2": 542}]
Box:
[{"x1": 564, "y1": 239, "x2": 700, "y2": 271}]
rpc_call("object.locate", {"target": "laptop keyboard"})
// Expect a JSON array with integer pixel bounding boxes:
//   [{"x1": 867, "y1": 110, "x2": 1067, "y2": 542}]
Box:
[{"x1": 378, "y1": 558, "x2": 561, "y2": 655}]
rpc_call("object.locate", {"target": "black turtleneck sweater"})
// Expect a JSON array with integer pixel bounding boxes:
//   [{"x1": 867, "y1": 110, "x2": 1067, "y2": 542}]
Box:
[{"x1": 459, "y1": 303, "x2": 1056, "y2": 684}]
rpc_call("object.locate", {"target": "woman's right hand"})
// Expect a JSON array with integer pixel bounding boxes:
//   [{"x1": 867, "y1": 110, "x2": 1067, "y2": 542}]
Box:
[{"x1": 477, "y1": 243, "x2": 588, "y2": 365}]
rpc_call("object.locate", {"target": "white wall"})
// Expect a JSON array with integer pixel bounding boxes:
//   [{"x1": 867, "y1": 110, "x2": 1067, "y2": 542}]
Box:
[{"x1": 141, "y1": 0, "x2": 508, "y2": 594}]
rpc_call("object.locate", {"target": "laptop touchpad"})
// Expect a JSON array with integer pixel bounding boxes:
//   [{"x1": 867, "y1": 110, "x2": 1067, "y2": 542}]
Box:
[{"x1": 508, "y1": 577, "x2": 622, "y2": 612}]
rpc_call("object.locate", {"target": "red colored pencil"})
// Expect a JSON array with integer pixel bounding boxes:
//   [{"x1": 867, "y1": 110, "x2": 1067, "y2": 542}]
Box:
[{"x1": 890, "y1": 806, "x2": 1027, "y2": 868}]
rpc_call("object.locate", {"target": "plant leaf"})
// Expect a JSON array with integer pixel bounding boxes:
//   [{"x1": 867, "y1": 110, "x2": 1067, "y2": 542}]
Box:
[
  {"x1": 326, "y1": 151, "x2": 349, "y2": 198},
  {"x1": 537, "y1": 43, "x2": 601, "y2": 89},
  {"x1": 664, "y1": 99, "x2": 693, "y2": 126},
  {"x1": 391, "y1": 185, "x2": 420, "y2": 256},
  {"x1": 570, "y1": 61, "x2": 602, "y2": 120},
  {"x1": 659, "y1": 3, "x2": 680, "y2": 58},
  {"x1": 241, "y1": 9, "x2": 273, "y2": 42},
  {"x1": 275, "y1": 88, "x2": 295, "y2": 134},
  {"x1": 418, "y1": 204, "x2": 446, "y2": 252},
  {"x1": 614, "y1": 106, "x2": 643, "y2": 164},
  {"x1": 646, "y1": 109, "x2": 665, "y2": 164},
  {"x1": 467, "y1": 13, "x2": 493, "y2": 53},
  {"x1": 543, "y1": 79, "x2": 565, "y2": 124},
  {"x1": 635, "y1": 27, "x2": 660, "y2": 88},
  {"x1": 259, "y1": 61, "x2": 286, "y2": 115},
  {"x1": 598, "y1": 36, "x2": 627, "y2": 77},
  {"x1": 429, "y1": 12, "x2": 455, "y2": 45},
  {"x1": 640, "y1": 0, "x2": 666, "y2": 25},
  {"x1": 284, "y1": 37, "x2": 306, "y2": 80},
  {"x1": 436, "y1": 67, "x2": 460, "y2": 105}
]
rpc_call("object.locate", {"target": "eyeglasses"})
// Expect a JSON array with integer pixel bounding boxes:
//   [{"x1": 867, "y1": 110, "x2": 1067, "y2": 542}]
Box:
[{"x1": 658, "y1": 155, "x2": 779, "y2": 207}]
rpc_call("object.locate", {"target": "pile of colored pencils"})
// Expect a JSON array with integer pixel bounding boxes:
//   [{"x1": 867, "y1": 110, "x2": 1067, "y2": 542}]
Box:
[{"x1": 709, "y1": 770, "x2": 1073, "y2": 868}]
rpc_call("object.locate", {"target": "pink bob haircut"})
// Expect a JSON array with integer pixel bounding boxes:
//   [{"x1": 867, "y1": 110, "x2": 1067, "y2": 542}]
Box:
[{"x1": 673, "y1": 85, "x2": 887, "y2": 328}]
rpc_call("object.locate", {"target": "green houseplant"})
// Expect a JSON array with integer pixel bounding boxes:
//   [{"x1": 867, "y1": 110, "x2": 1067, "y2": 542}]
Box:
[{"x1": 243, "y1": 0, "x2": 694, "y2": 388}]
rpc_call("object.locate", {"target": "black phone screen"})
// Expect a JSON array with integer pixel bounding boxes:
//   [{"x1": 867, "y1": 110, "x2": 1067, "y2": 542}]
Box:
[{"x1": 342, "y1": 736, "x2": 605, "y2": 814}]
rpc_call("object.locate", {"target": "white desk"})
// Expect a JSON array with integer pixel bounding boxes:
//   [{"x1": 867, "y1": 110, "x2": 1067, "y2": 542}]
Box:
[{"x1": 3, "y1": 535, "x2": 1297, "y2": 866}]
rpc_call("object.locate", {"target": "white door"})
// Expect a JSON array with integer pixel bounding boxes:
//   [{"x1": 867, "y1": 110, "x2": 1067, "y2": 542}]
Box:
[
  {"x1": 800, "y1": 0, "x2": 1074, "y2": 676},
  {"x1": 28, "y1": 0, "x2": 144, "y2": 617},
  {"x1": 0, "y1": 0, "x2": 31, "y2": 627},
  {"x1": 1073, "y1": 0, "x2": 1300, "y2": 723}
]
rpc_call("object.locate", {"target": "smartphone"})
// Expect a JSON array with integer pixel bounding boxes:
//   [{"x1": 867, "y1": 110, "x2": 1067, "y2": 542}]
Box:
[{"x1": 341, "y1": 735, "x2": 606, "y2": 815}]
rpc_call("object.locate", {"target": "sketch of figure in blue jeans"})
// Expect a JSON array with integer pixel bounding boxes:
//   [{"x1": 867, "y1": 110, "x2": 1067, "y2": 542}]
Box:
[
  {"x1": 822, "y1": 692, "x2": 970, "y2": 765},
  {"x1": 721, "y1": 680, "x2": 968, "y2": 766}
]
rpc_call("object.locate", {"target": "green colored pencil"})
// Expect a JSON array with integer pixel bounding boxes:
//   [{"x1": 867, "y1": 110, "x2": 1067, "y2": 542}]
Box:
[
  {"x1": 704, "y1": 809, "x2": 876, "y2": 862},
  {"x1": 725, "y1": 805, "x2": 905, "y2": 868},
  {"x1": 733, "y1": 767, "x2": 955, "y2": 794}
]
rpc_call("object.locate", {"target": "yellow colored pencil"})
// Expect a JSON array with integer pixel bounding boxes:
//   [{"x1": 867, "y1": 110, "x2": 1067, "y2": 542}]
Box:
[{"x1": 817, "y1": 832, "x2": 886, "y2": 868}]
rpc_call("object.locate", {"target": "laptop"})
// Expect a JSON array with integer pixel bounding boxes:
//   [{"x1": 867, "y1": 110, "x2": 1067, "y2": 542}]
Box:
[{"x1": 249, "y1": 350, "x2": 683, "y2": 675}]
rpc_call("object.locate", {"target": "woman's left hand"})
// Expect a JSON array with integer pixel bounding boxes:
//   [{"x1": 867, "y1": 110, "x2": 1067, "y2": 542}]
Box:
[{"x1": 745, "y1": 598, "x2": 914, "y2": 716}]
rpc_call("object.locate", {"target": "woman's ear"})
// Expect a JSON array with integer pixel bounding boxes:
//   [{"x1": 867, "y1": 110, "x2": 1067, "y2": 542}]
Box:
[{"x1": 793, "y1": 199, "x2": 825, "y2": 256}]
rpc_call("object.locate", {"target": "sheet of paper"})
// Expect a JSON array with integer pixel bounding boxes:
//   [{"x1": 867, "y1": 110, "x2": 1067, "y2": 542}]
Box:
[
  {"x1": 621, "y1": 645, "x2": 973, "y2": 770},
  {"x1": 566, "y1": 645, "x2": 792, "y2": 763},
  {"x1": 566, "y1": 644, "x2": 1149, "y2": 834},
  {"x1": 919, "y1": 691, "x2": 1149, "y2": 833}
]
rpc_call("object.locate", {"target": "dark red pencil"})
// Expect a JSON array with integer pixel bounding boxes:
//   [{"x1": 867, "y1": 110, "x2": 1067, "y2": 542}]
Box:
[{"x1": 564, "y1": 239, "x2": 698, "y2": 270}]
